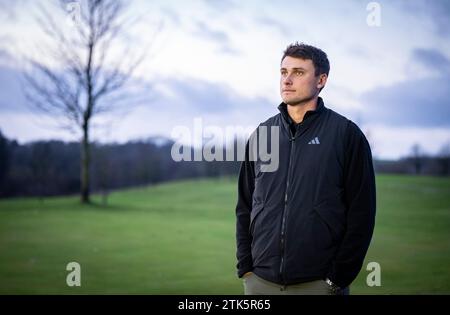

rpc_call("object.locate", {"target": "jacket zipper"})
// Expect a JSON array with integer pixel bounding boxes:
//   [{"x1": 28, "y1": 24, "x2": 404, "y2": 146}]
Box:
[{"x1": 279, "y1": 129, "x2": 296, "y2": 285}]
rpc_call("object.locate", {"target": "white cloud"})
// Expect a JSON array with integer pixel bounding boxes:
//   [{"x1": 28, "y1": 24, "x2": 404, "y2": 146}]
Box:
[
  {"x1": 1, "y1": 0, "x2": 450, "y2": 160},
  {"x1": 365, "y1": 124, "x2": 450, "y2": 160}
]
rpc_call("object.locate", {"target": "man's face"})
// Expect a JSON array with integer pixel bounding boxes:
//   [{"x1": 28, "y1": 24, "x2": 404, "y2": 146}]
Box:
[{"x1": 280, "y1": 56, "x2": 326, "y2": 105}]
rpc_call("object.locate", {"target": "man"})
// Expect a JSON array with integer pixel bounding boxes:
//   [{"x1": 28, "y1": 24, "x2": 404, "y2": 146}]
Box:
[{"x1": 235, "y1": 42, "x2": 376, "y2": 295}]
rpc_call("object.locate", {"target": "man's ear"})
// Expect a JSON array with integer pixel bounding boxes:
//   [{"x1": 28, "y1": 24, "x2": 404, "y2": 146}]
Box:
[{"x1": 317, "y1": 74, "x2": 328, "y2": 89}]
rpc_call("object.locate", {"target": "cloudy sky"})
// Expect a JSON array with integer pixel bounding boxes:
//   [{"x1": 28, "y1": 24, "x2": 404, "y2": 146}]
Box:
[{"x1": 0, "y1": 0, "x2": 449, "y2": 159}]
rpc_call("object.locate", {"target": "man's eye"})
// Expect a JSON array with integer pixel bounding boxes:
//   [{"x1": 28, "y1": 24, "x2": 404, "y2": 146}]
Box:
[{"x1": 295, "y1": 71, "x2": 303, "y2": 75}]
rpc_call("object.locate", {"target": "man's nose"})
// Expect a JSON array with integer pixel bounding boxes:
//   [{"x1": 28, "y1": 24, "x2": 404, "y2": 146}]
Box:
[{"x1": 283, "y1": 76, "x2": 293, "y2": 85}]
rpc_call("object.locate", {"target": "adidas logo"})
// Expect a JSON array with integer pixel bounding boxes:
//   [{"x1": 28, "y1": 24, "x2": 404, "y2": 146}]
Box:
[{"x1": 308, "y1": 137, "x2": 320, "y2": 144}]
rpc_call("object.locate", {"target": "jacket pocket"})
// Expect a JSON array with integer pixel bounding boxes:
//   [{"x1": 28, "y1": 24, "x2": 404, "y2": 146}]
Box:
[
  {"x1": 249, "y1": 203, "x2": 264, "y2": 237},
  {"x1": 313, "y1": 195, "x2": 346, "y2": 243}
]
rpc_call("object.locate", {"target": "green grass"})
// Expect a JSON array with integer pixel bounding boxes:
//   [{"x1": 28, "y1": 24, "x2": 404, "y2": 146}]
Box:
[{"x1": 0, "y1": 175, "x2": 449, "y2": 294}]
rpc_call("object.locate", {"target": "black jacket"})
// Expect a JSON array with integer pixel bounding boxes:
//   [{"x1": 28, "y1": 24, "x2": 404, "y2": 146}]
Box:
[{"x1": 235, "y1": 97, "x2": 376, "y2": 288}]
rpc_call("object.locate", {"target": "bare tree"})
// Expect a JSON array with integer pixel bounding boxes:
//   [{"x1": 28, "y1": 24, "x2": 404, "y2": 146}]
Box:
[
  {"x1": 23, "y1": 0, "x2": 149, "y2": 203},
  {"x1": 410, "y1": 143, "x2": 424, "y2": 175},
  {"x1": 437, "y1": 141, "x2": 450, "y2": 176}
]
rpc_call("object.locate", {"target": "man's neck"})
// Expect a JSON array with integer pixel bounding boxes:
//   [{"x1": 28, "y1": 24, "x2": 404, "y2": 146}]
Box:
[{"x1": 287, "y1": 96, "x2": 318, "y2": 124}]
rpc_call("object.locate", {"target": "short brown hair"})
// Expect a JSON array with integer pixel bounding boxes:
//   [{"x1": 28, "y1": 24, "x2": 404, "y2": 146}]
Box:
[{"x1": 281, "y1": 42, "x2": 330, "y2": 77}]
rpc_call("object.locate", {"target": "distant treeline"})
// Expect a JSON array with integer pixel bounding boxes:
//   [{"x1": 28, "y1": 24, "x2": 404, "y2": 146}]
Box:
[
  {"x1": 0, "y1": 130, "x2": 448, "y2": 198},
  {"x1": 375, "y1": 157, "x2": 449, "y2": 177},
  {"x1": 0, "y1": 131, "x2": 240, "y2": 198}
]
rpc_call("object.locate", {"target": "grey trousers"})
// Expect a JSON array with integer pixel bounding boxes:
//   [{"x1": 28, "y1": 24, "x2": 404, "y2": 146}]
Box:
[{"x1": 243, "y1": 272, "x2": 350, "y2": 295}]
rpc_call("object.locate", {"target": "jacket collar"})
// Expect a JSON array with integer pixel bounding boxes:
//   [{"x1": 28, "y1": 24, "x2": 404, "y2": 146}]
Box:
[
  {"x1": 277, "y1": 97, "x2": 326, "y2": 138},
  {"x1": 277, "y1": 96, "x2": 325, "y2": 126}
]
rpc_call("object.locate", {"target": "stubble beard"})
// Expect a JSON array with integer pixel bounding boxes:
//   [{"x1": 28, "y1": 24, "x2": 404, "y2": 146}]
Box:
[{"x1": 284, "y1": 94, "x2": 315, "y2": 106}]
